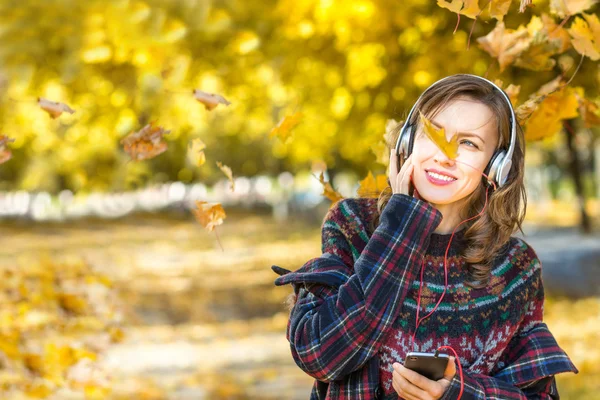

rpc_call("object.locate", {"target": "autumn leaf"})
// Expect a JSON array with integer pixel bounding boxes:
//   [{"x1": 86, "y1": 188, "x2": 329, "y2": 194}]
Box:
[
  {"x1": 418, "y1": 111, "x2": 459, "y2": 159},
  {"x1": 120, "y1": 123, "x2": 171, "y2": 161},
  {"x1": 0, "y1": 135, "x2": 15, "y2": 165},
  {"x1": 357, "y1": 171, "x2": 388, "y2": 198},
  {"x1": 315, "y1": 171, "x2": 344, "y2": 204},
  {"x1": 550, "y1": 0, "x2": 598, "y2": 18},
  {"x1": 523, "y1": 85, "x2": 580, "y2": 141},
  {"x1": 539, "y1": 13, "x2": 572, "y2": 53},
  {"x1": 193, "y1": 89, "x2": 232, "y2": 111},
  {"x1": 269, "y1": 112, "x2": 303, "y2": 143},
  {"x1": 477, "y1": 22, "x2": 532, "y2": 72},
  {"x1": 216, "y1": 161, "x2": 235, "y2": 191},
  {"x1": 437, "y1": 0, "x2": 480, "y2": 19},
  {"x1": 37, "y1": 97, "x2": 76, "y2": 119},
  {"x1": 567, "y1": 12, "x2": 600, "y2": 61},
  {"x1": 187, "y1": 138, "x2": 206, "y2": 167},
  {"x1": 488, "y1": 0, "x2": 513, "y2": 21},
  {"x1": 515, "y1": 75, "x2": 565, "y2": 125},
  {"x1": 192, "y1": 201, "x2": 226, "y2": 232}
]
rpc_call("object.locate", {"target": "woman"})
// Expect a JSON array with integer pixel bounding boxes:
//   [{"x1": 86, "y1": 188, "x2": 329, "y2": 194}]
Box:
[{"x1": 272, "y1": 74, "x2": 578, "y2": 399}]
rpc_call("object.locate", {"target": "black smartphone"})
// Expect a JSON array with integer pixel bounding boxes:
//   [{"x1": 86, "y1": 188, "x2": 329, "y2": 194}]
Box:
[{"x1": 403, "y1": 352, "x2": 449, "y2": 381}]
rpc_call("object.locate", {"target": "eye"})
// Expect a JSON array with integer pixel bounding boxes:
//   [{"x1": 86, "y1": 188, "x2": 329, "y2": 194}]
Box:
[{"x1": 460, "y1": 139, "x2": 479, "y2": 149}]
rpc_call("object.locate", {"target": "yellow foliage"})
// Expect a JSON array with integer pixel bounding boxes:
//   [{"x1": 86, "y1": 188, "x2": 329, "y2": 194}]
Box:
[
  {"x1": 0, "y1": 258, "x2": 122, "y2": 398},
  {"x1": 567, "y1": 12, "x2": 600, "y2": 61},
  {"x1": 524, "y1": 86, "x2": 580, "y2": 141},
  {"x1": 357, "y1": 171, "x2": 388, "y2": 198}
]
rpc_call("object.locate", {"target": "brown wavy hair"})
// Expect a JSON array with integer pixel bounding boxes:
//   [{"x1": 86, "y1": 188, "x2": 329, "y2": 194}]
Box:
[{"x1": 372, "y1": 74, "x2": 527, "y2": 289}]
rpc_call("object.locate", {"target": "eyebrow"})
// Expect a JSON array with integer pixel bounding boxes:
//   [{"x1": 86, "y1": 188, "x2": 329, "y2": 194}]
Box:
[{"x1": 430, "y1": 121, "x2": 486, "y2": 145}]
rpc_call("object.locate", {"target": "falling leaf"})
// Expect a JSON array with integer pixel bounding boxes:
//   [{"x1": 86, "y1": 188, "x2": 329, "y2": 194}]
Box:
[
  {"x1": 523, "y1": 85, "x2": 579, "y2": 141},
  {"x1": 550, "y1": 0, "x2": 598, "y2": 18},
  {"x1": 567, "y1": 12, "x2": 600, "y2": 61},
  {"x1": 216, "y1": 161, "x2": 235, "y2": 191},
  {"x1": 514, "y1": 34, "x2": 561, "y2": 71},
  {"x1": 418, "y1": 111, "x2": 459, "y2": 159},
  {"x1": 515, "y1": 76, "x2": 565, "y2": 125},
  {"x1": 269, "y1": 112, "x2": 303, "y2": 143},
  {"x1": 357, "y1": 171, "x2": 388, "y2": 198},
  {"x1": 0, "y1": 135, "x2": 15, "y2": 165},
  {"x1": 187, "y1": 138, "x2": 206, "y2": 167},
  {"x1": 192, "y1": 201, "x2": 226, "y2": 232},
  {"x1": 316, "y1": 171, "x2": 344, "y2": 204},
  {"x1": 37, "y1": 97, "x2": 76, "y2": 119},
  {"x1": 437, "y1": 0, "x2": 480, "y2": 19},
  {"x1": 120, "y1": 123, "x2": 171, "y2": 161},
  {"x1": 477, "y1": 22, "x2": 532, "y2": 72},
  {"x1": 488, "y1": 0, "x2": 513, "y2": 21},
  {"x1": 193, "y1": 89, "x2": 231, "y2": 111},
  {"x1": 539, "y1": 13, "x2": 572, "y2": 53}
]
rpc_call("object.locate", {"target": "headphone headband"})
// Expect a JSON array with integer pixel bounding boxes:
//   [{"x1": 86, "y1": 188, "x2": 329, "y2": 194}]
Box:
[{"x1": 394, "y1": 74, "x2": 516, "y2": 188}]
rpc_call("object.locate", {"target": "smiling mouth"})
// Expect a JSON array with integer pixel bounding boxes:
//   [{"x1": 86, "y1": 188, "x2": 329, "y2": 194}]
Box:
[{"x1": 426, "y1": 171, "x2": 457, "y2": 182}]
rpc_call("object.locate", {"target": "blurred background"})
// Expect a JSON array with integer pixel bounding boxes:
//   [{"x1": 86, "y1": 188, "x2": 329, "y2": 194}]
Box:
[{"x1": 0, "y1": 0, "x2": 599, "y2": 398}]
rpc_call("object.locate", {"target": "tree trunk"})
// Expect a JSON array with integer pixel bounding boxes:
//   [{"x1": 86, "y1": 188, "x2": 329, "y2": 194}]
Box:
[{"x1": 563, "y1": 119, "x2": 592, "y2": 234}]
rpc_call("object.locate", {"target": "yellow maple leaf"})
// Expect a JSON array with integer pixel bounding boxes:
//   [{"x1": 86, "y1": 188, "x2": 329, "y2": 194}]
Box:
[
  {"x1": 192, "y1": 201, "x2": 226, "y2": 232},
  {"x1": 269, "y1": 112, "x2": 303, "y2": 142},
  {"x1": 437, "y1": 0, "x2": 480, "y2": 19},
  {"x1": 523, "y1": 86, "x2": 580, "y2": 141},
  {"x1": 515, "y1": 76, "x2": 565, "y2": 125},
  {"x1": 418, "y1": 111, "x2": 459, "y2": 160},
  {"x1": 540, "y1": 13, "x2": 572, "y2": 53},
  {"x1": 488, "y1": 0, "x2": 513, "y2": 21},
  {"x1": 567, "y1": 12, "x2": 600, "y2": 61},
  {"x1": 477, "y1": 22, "x2": 531, "y2": 72},
  {"x1": 316, "y1": 171, "x2": 344, "y2": 204},
  {"x1": 357, "y1": 171, "x2": 388, "y2": 198},
  {"x1": 550, "y1": 0, "x2": 598, "y2": 18}
]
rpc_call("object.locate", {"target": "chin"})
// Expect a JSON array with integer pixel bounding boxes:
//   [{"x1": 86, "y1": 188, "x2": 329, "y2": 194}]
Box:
[{"x1": 416, "y1": 186, "x2": 458, "y2": 205}]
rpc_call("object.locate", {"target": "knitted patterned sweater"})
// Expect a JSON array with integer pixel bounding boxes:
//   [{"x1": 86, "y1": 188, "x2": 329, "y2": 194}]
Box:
[{"x1": 272, "y1": 194, "x2": 578, "y2": 399}]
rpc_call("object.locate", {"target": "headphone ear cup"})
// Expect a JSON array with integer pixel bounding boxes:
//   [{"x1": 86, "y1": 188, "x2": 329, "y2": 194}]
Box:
[
  {"x1": 398, "y1": 125, "x2": 412, "y2": 158},
  {"x1": 485, "y1": 151, "x2": 505, "y2": 189}
]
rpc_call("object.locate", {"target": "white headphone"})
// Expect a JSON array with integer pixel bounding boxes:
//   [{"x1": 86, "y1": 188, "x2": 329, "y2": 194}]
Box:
[{"x1": 394, "y1": 74, "x2": 516, "y2": 189}]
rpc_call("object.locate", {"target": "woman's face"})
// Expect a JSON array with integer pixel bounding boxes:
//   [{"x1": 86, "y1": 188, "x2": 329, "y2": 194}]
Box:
[{"x1": 411, "y1": 97, "x2": 500, "y2": 206}]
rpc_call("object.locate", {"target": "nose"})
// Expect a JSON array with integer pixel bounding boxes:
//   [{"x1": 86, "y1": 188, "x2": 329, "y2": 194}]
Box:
[{"x1": 433, "y1": 147, "x2": 457, "y2": 166}]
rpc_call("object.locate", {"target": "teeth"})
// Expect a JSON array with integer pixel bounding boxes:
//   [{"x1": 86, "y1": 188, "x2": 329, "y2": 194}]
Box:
[{"x1": 427, "y1": 171, "x2": 456, "y2": 182}]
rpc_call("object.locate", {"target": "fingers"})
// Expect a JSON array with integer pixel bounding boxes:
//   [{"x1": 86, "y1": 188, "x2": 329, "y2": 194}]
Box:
[
  {"x1": 393, "y1": 370, "x2": 431, "y2": 400},
  {"x1": 389, "y1": 149, "x2": 414, "y2": 195}
]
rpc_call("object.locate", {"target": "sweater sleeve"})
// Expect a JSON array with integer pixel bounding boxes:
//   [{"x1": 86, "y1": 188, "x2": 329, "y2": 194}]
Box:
[
  {"x1": 278, "y1": 194, "x2": 443, "y2": 383},
  {"x1": 439, "y1": 248, "x2": 579, "y2": 400}
]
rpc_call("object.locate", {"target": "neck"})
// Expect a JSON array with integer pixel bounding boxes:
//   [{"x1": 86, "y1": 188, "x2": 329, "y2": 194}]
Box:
[{"x1": 431, "y1": 201, "x2": 466, "y2": 234}]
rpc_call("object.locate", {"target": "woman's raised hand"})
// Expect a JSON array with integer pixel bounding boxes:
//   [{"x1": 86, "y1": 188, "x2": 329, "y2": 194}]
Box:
[{"x1": 389, "y1": 149, "x2": 417, "y2": 198}]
